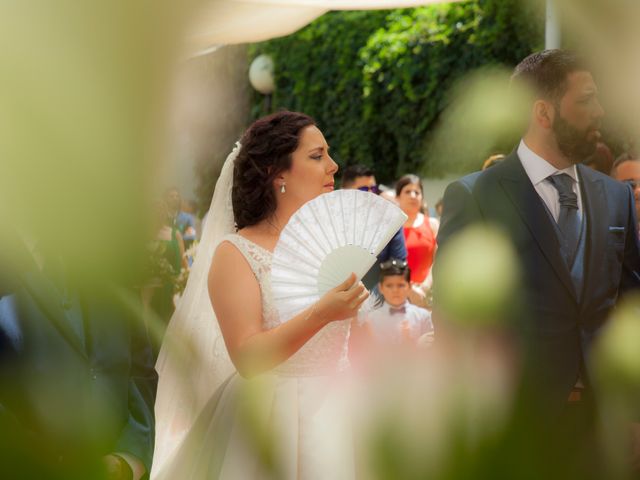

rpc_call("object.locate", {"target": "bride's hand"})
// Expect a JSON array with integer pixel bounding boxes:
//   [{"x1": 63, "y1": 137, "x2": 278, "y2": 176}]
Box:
[{"x1": 315, "y1": 273, "x2": 369, "y2": 323}]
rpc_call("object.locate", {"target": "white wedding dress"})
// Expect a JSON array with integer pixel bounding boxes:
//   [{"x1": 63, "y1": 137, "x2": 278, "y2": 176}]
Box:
[{"x1": 154, "y1": 233, "x2": 355, "y2": 479}]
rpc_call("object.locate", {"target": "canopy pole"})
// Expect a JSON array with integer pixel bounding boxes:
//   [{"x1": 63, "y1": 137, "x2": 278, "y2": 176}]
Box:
[{"x1": 545, "y1": 0, "x2": 561, "y2": 49}]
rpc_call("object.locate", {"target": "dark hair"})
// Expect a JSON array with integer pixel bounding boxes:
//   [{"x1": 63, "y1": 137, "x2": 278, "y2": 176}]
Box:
[
  {"x1": 379, "y1": 259, "x2": 411, "y2": 283},
  {"x1": 232, "y1": 111, "x2": 316, "y2": 229},
  {"x1": 341, "y1": 164, "x2": 375, "y2": 187},
  {"x1": 511, "y1": 49, "x2": 589, "y2": 103},
  {"x1": 395, "y1": 174, "x2": 423, "y2": 197}
]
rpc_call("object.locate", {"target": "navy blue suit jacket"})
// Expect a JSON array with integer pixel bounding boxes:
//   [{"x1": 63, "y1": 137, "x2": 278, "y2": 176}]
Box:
[
  {"x1": 0, "y1": 237, "x2": 157, "y2": 476},
  {"x1": 435, "y1": 152, "x2": 640, "y2": 411}
]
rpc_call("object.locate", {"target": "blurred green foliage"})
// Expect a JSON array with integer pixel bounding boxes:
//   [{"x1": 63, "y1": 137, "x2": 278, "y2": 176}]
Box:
[
  {"x1": 0, "y1": 1, "x2": 192, "y2": 476},
  {"x1": 250, "y1": 0, "x2": 543, "y2": 183}
]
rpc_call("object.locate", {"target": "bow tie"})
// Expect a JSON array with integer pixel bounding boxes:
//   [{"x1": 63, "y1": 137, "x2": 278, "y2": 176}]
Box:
[{"x1": 389, "y1": 306, "x2": 406, "y2": 315}]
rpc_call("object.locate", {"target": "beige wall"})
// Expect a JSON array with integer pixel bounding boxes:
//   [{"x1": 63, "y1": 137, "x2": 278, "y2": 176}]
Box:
[
  {"x1": 380, "y1": 174, "x2": 465, "y2": 217},
  {"x1": 168, "y1": 45, "x2": 251, "y2": 202},
  {"x1": 422, "y1": 175, "x2": 464, "y2": 215}
]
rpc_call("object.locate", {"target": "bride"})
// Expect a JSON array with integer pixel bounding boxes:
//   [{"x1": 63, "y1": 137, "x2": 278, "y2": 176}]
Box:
[{"x1": 151, "y1": 111, "x2": 369, "y2": 479}]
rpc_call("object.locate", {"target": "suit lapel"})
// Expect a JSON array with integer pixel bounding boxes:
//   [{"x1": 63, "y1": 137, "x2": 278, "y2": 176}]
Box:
[
  {"x1": 19, "y1": 257, "x2": 88, "y2": 361},
  {"x1": 577, "y1": 164, "x2": 607, "y2": 303},
  {"x1": 497, "y1": 154, "x2": 578, "y2": 301}
]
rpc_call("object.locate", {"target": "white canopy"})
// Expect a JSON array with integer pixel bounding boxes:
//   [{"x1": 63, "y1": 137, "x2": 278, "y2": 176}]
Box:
[{"x1": 187, "y1": 0, "x2": 460, "y2": 53}]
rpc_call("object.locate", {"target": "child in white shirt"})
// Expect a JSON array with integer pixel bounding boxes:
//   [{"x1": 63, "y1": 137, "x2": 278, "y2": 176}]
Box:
[{"x1": 351, "y1": 259, "x2": 434, "y2": 352}]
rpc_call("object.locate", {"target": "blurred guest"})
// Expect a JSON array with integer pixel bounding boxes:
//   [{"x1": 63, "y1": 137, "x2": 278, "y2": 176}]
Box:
[
  {"x1": 178, "y1": 199, "x2": 200, "y2": 253},
  {"x1": 582, "y1": 141, "x2": 614, "y2": 174},
  {"x1": 156, "y1": 200, "x2": 188, "y2": 275},
  {"x1": 435, "y1": 49, "x2": 640, "y2": 471},
  {"x1": 396, "y1": 174, "x2": 438, "y2": 306},
  {"x1": 182, "y1": 199, "x2": 201, "y2": 241},
  {"x1": 482, "y1": 153, "x2": 505, "y2": 170},
  {"x1": 435, "y1": 197, "x2": 444, "y2": 218},
  {"x1": 147, "y1": 201, "x2": 188, "y2": 357},
  {"x1": 376, "y1": 184, "x2": 397, "y2": 203},
  {"x1": 342, "y1": 164, "x2": 406, "y2": 291},
  {"x1": 610, "y1": 152, "x2": 640, "y2": 231},
  {"x1": 164, "y1": 187, "x2": 197, "y2": 249},
  {"x1": 0, "y1": 231, "x2": 156, "y2": 480},
  {"x1": 178, "y1": 199, "x2": 200, "y2": 267},
  {"x1": 351, "y1": 258, "x2": 433, "y2": 355}
]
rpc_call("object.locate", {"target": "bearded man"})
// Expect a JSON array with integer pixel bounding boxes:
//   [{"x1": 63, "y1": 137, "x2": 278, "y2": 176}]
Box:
[{"x1": 434, "y1": 50, "x2": 640, "y2": 465}]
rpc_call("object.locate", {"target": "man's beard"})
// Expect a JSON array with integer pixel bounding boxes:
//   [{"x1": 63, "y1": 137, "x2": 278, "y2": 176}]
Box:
[{"x1": 552, "y1": 114, "x2": 599, "y2": 164}]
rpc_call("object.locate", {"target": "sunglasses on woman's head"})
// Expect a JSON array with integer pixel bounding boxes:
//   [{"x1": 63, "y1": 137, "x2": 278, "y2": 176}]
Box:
[
  {"x1": 380, "y1": 259, "x2": 408, "y2": 269},
  {"x1": 357, "y1": 185, "x2": 381, "y2": 195}
]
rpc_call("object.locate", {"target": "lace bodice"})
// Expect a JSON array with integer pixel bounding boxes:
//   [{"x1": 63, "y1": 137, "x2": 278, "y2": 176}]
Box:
[{"x1": 222, "y1": 234, "x2": 350, "y2": 376}]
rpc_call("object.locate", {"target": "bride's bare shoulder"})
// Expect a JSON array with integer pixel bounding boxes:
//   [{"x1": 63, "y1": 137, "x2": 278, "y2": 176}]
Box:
[
  {"x1": 208, "y1": 242, "x2": 259, "y2": 303},
  {"x1": 210, "y1": 239, "x2": 249, "y2": 278},
  {"x1": 212, "y1": 238, "x2": 244, "y2": 264}
]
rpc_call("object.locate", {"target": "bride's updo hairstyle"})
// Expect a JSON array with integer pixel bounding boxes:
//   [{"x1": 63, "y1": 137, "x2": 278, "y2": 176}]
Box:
[{"x1": 233, "y1": 110, "x2": 316, "y2": 229}]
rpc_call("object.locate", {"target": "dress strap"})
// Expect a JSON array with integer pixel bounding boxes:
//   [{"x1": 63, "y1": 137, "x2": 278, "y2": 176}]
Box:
[{"x1": 220, "y1": 234, "x2": 271, "y2": 283}]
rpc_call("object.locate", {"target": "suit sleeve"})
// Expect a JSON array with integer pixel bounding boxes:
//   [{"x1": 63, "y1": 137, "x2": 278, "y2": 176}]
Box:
[
  {"x1": 432, "y1": 178, "x2": 482, "y2": 326},
  {"x1": 434, "y1": 178, "x2": 482, "y2": 254},
  {"x1": 619, "y1": 185, "x2": 640, "y2": 294},
  {"x1": 387, "y1": 229, "x2": 407, "y2": 261},
  {"x1": 115, "y1": 303, "x2": 158, "y2": 473}
]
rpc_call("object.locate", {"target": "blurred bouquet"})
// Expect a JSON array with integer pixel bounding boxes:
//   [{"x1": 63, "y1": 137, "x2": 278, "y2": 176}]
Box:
[
  {"x1": 184, "y1": 239, "x2": 199, "y2": 268},
  {"x1": 174, "y1": 265, "x2": 190, "y2": 296},
  {"x1": 145, "y1": 240, "x2": 179, "y2": 288}
]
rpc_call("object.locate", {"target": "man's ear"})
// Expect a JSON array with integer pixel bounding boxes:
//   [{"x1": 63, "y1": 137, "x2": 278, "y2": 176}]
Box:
[{"x1": 533, "y1": 99, "x2": 554, "y2": 130}]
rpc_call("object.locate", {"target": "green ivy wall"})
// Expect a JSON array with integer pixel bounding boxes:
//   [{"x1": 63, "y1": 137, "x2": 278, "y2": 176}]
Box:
[{"x1": 250, "y1": 0, "x2": 544, "y2": 183}]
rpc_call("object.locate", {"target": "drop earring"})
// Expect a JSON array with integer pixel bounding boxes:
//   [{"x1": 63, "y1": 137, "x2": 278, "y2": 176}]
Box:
[{"x1": 280, "y1": 183, "x2": 286, "y2": 194}]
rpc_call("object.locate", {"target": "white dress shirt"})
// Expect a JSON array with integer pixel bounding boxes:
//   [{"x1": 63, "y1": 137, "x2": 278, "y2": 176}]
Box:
[
  {"x1": 517, "y1": 140, "x2": 583, "y2": 222},
  {"x1": 365, "y1": 300, "x2": 433, "y2": 344}
]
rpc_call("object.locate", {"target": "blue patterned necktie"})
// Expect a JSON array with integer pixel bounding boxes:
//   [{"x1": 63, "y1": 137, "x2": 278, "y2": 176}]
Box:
[{"x1": 547, "y1": 173, "x2": 580, "y2": 266}]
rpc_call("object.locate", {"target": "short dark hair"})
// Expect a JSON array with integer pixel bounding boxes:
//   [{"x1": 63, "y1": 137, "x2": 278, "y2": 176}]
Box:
[
  {"x1": 341, "y1": 164, "x2": 375, "y2": 188},
  {"x1": 511, "y1": 49, "x2": 590, "y2": 103},
  {"x1": 379, "y1": 259, "x2": 410, "y2": 283},
  {"x1": 395, "y1": 174, "x2": 423, "y2": 197},
  {"x1": 232, "y1": 111, "x2": 316, "y2": 230}
]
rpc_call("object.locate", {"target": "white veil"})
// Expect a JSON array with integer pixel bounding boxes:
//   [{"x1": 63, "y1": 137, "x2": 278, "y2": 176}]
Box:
[{"x1": 151, "y1": 143, "x2": 240, "y2": 477}]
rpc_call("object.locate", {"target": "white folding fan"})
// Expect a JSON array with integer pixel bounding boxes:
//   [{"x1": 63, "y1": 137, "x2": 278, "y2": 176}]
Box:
[{"x1": 271, "y1": 189, "x2": 407, "y2": 322}]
